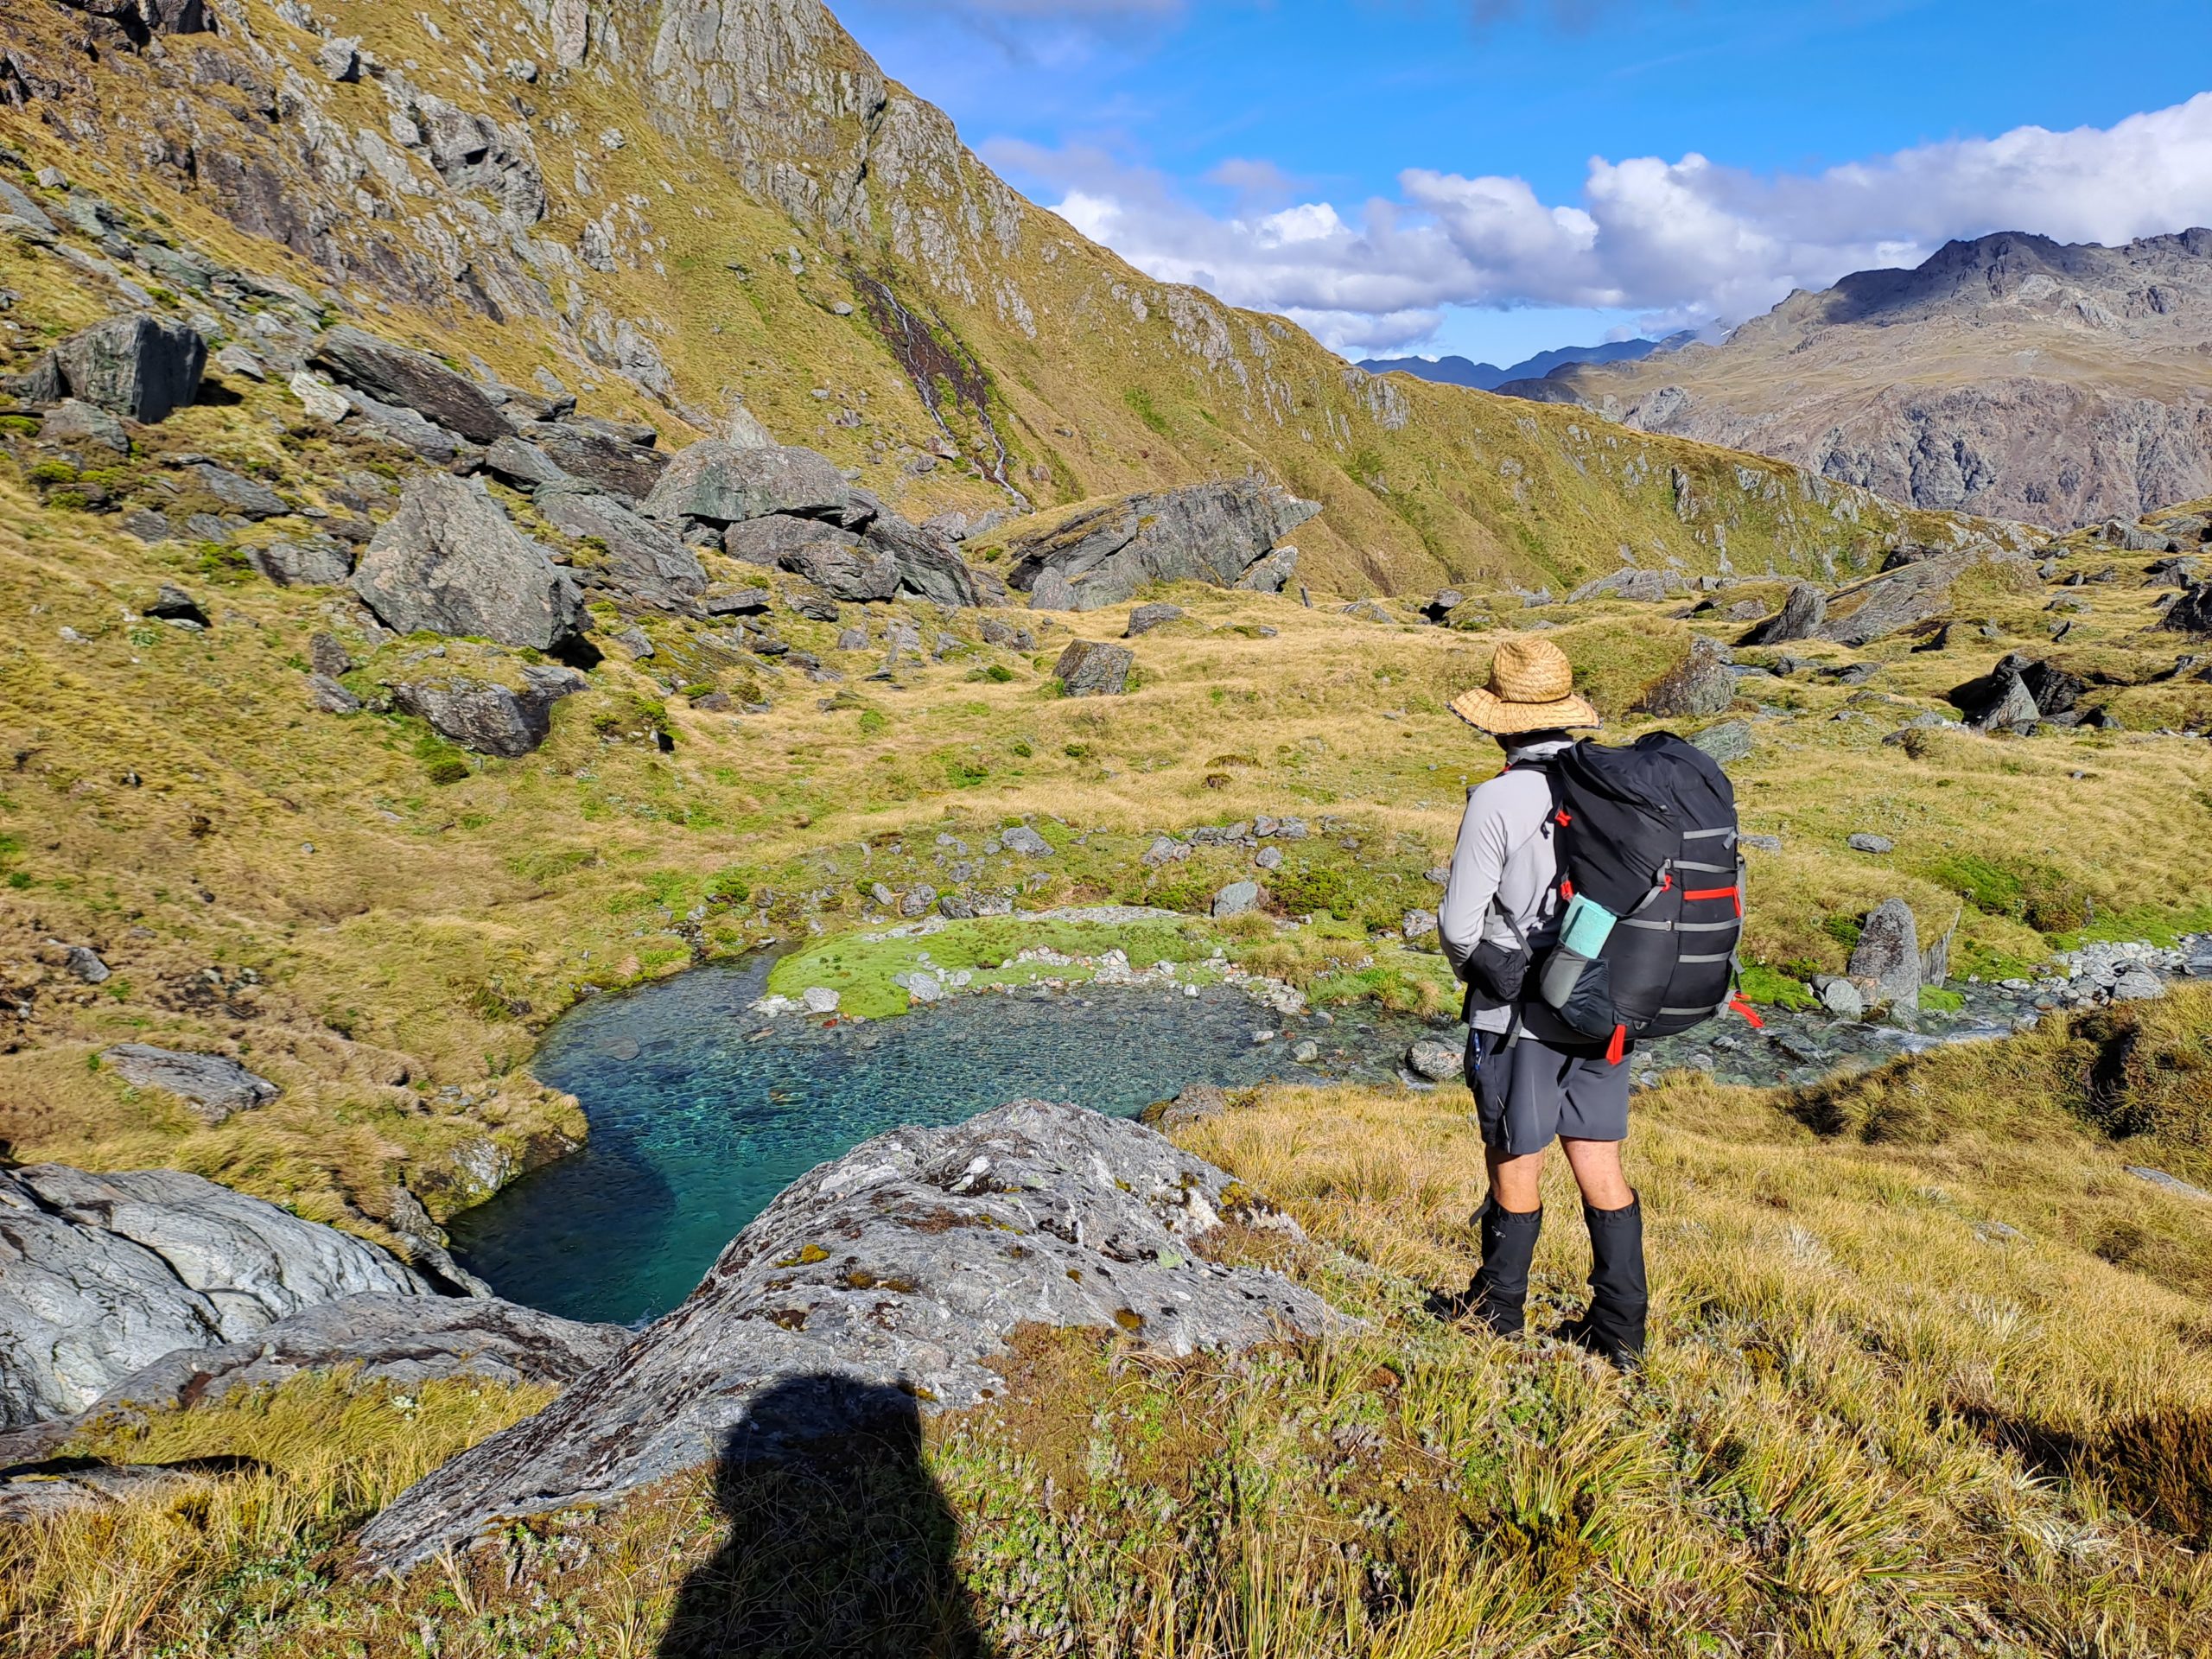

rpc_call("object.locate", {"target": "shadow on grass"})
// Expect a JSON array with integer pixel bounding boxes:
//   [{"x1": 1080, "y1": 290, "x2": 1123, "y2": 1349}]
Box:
[{"x1": 656, "y1": 1373, "x2": 990, "y2": 1659}]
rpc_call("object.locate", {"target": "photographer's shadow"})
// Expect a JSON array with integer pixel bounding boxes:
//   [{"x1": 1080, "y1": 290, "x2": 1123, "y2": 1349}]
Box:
[{"x1": 655, "y1": 1373, "x2": 990, "y2": 1659}]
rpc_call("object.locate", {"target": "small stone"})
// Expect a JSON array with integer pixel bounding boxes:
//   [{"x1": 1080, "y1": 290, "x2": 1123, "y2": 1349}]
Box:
[
  {"x1": 101, "y1": 1044, "x2": 279, "y2": 1124},
  {"x1": 2125, "y1": 1166, "x2": 2210, "y2": 1202},
  {"x1": 899, "y1": 886, "x2": 937, "y2": 918},
  {"x1": 2110, "y1": 969, "x2": 2166, "y2": 1003},
  {"x1": 1813, "y1": 976, "x2": 1866, "y2": 1020},
  {"x1": 289, "y1": 371, "x2": 350, "y2": 423},
  {"x1": 1292, "y1": 1039, "x2": 1320, "y2": 1064},
  {"x1": 1741, "y1": 834, "x2": 1783, "y2": 853},
  {"x1": 1255, "y1": 845, "x2": 1283, "y2": 871},
  {"x1": 41, "y1": 398, "x2": 129, "y2": 454},
  {"x1": 213, "y1": 345, "x2": 268, "y2": 382},
  {"x1": 1402, "y1": 908, "x2": 1438, "y2": 942},
  {"x1": 1000, "y1": 825, "x2": 1052, "y2": 858},
  {"x1": 1405, "y1": 1037, "x2": 1462, "y2": 1080},
  {"x1": 1847, "y1": 833, "x2": 1894, "y2": 855},
  {"x1": 47, "y1": 942, "x2": 110, "y2": 984},
  {"x1": 1212, "y1": 880, "x2": 1261, "y2": 918},
  {"x1": 147, "y1": 584, "x2": 209, "y2": 627},
  {"x1": 314, "y1": 35, "x2": 361, "y2": 79},
  {"x1": 1690, "y1": 720, "x2": 1753, "y2": 766},
  {"x1": 1847, "y1": 899, "x2": 1921, "y2": 1010},
  {"x1": 904, "y1": 971, "x2": 943, "y2": 1005},
  {"x1": 801, "y1": 987, "x2": 841, "y2": 1014}
]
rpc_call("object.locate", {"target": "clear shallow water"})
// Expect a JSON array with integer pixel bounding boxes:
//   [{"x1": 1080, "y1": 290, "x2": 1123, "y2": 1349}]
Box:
[{"x1": 449, "y1": 958, "x2": 1431, "y2": 1325}]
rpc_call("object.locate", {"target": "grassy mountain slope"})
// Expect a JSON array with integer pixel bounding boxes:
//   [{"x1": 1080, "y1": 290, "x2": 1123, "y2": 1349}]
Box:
[{"x1": 1, "y1": 0, "x2": 2024, "y2": 600}]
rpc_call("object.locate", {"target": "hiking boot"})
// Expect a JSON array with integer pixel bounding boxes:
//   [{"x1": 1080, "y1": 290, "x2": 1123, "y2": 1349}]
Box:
[
  {"x1": 1559, "y1": 1192, "x2": 1647, "y2": 1369},
  {"x1": 1460, "y1": 1198, "x2": 1542, "y2": 1337}
]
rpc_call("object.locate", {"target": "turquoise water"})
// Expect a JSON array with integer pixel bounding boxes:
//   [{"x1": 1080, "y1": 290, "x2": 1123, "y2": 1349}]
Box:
[{"x1": 449, "y1": 957, "x2": 1429, "y2": 1325}]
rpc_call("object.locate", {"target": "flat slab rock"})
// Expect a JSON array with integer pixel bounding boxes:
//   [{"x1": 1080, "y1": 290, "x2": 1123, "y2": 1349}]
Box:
[
  {"x1": 357, "y1": 1099, "x2": 1344, "y2": 1573},
  {"x1": 0, "y1": 1166, "x2": 435, "y2": 1428},
  {"x1": 0, "y1": 1293, "x2": 626, "y2": 1472}
]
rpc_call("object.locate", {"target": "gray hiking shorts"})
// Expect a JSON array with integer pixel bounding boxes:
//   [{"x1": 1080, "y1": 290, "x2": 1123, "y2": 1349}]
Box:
[{"x1": 1465, "y1": 1026, "x2": 1631, "y2": 1156}]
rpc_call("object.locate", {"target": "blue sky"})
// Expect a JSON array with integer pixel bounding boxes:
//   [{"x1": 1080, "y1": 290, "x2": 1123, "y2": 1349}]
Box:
[{"x1": 832, "y1": 0, "x2": 2212, "y2": 363}]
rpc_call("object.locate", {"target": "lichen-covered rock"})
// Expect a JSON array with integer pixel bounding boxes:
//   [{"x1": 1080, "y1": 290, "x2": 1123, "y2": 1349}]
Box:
[
  {"x1": 643, "y1": 441, "x2": 849, "y2": 525},
  {"x1": 391, "y1": 664, "x2": 588, "y2": 757},
  {"x1": 1054, "y1": 638, "x2": 1133, "y2": 696},
  {"x1": 100, "y1": 1044, "x2": 276, "y2": 1122},
  {"x1": 309, "y1": 326, "x2": 513, "y2": 446},
  {"x1": 0, "y1": 1294, "x2": 624, "y2": 1471},
  {"x1": 247, "y1": 537, "x2": 355, "y2": 588},
  {"x1": 1740, "y1": 582, "x2": 1827, "y2": 646},
  {"x1": 0, "y1": 1165, "x2": 434, "y2": 1427},
  {"x1": 1632, "y1": 634, "x2": 1735, "y2": 717},
  {"x1": 1847, "y1": 899, "x2": 1921, "y2": 1010},
  {"x1": 46, "y1": 313, "x2": 206, "y2": 423},
  {"x1": 1007, "y1": 480, "x2": 1319, "y2": 611},
  {"x1": 353, "y1": 474, "x2": 585, "y2": 650},
  {"x1": 515, "y1": 422, "x2": 669, "y2": 499},
  {"x1": 1126, "y1": 602, "x2": 1184, "y2": 637},
  {"x1": 533, "y1": 484, "x2": 706, "y2": 609},
  {"x1": 355, "y1": 1100, "x2": 1342, "y2": 1572}
]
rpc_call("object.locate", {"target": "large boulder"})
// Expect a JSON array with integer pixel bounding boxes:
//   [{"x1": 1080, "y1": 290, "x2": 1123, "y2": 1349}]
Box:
[
  {"x1": 308, "y1": 326, "x2": 513, "y2": 446},
  {"x1": 2161, "y1": 580, "x2": 2212, "y2": 639},
  {"x1": 1739, "y1": 582, "x2": 1827, "y2": 646},
  {"x1": 1054, "y1": 638, "x2": 1134, "y2": 696},
  {"x1": 100, "y1": 1044, "x2": 276, "y2": 1124},
  {"x1": 0, "y1": 1294, "x2": 625, "y2": 1469},
  {"x1": 532, "y1": 484, "x2": 706, "y2": 609},
  {"x1": 0, "y1": 1165, "x2": 435, "y2": 1427},
  {"x1": 47, "y1": 313, "x2": 206, "y2": 423},
  {"x1": 356, "y1": 1100, "x2": 1341, "y2": 1572},
  {"x1": 1847, "y1": 899, "x2": 1921, "y2": 1010},
  {"x1": 391, "y1": 664, "x2": 588, "y2": 757},
  {"x1": 642, "y1": 441, "x2": 848, "y2": 525},
  {"x1": 1006, "y1": 479, "x2": 1319, "y2": 611},
  {"x1": 353, "y1": 474, "x2": 585, "y2": 649},
  {"x1": 1632, "y1": 634, "x2": 1735, "y2": 717},
  {"x1": 518, "y1": 421, "x2": 670, "y2": 500},
  {"x1": 864, "y1": 512, "x2": 988, "y2": 608},
  {"x1": 1952, "y1": 653, "x2": 2083, "y2": 729}
]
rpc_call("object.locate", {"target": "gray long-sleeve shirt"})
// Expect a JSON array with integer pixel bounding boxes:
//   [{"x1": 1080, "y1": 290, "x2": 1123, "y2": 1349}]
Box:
[{"x1": 1439, "y1": 738, "x2": 1570, "y2": 1033}]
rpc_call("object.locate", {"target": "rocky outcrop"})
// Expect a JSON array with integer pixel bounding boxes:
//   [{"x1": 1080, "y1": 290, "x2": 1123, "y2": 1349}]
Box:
[
  {"x1": 100, "y1": 1043, "x2": 276, "y2": 1123},
  {"x1": 1740, "y1": 582, "x2": 1826, "y2": 646},
  {"x1": 357, "y1": 1100, "x2": 1341, "y2": 1572},
  {"x1": 391, "y1": 664, "x2": 588, "y2": 757},
  {"x1": 1007, "y1": 480, "x2": 1320, "y2": 611},
  {"x1": 308, "y1": 327, "x2": 514, "y2": 447},
  {"x1": 1813, "y1": 549, "x2": 2026, "y2": 646},
  {"x1": 35, "y1": 312, "x2": 205, "y2": 423},
  {"x1": 0, "y1": 1165, "x2": 435, "y2": 1427},
  {"x1": 353, "y1": 474, "x2": 586, "y2": 650},
  {"x1": 1632, "y1": 635, "x2": 1734, "y2": 717},
  {"x1": 0, "y1": 1294, "x2": 626, "y2": 1471}
]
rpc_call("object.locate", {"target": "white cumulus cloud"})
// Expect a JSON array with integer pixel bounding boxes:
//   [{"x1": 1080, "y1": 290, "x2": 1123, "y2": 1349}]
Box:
[{"x1": 992, "y1": 92, "x2": 2212, "y2": 355}]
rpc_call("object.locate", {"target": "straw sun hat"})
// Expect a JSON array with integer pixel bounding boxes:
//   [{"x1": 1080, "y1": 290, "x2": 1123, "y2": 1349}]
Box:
[{"x1": 1448, "y1": 634, "x2": 1601, "y2": 734}]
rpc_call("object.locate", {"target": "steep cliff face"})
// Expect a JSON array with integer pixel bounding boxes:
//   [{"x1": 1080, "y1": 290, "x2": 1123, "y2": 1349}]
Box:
[
  {"x1": 1540, "y1": 232, "x2": 2212, "y2": 530},
  {"x1": 0, "y1": 0, "x2": 2018, "y2": 594}
]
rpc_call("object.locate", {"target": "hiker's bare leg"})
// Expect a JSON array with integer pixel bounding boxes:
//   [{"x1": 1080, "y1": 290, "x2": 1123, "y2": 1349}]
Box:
[
  {"x1": 1485, "y1": 1145, "x2": 1545, "y2": 1213},
  {"x1": 1560, "y1": 1136, "x2": 1632, "y2": 1211}
]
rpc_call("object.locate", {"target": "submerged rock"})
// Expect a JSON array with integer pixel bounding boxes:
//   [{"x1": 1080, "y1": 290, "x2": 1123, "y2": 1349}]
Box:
[
  {"x1": 0, "y1": 1165, "x2": 435, "y2": 1427},
  {"x1": 356, "y1": 1100, "x2": 1343, "y2": 1572}
]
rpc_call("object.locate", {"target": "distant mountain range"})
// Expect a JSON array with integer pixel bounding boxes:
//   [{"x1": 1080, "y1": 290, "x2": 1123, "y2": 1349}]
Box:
[
  {"x1": 1505, "y1": 230, "x2": 2212, "y2": 529},
  {"x1": 1356, "y1": 334, "x2": 1691, "y2": 391}
]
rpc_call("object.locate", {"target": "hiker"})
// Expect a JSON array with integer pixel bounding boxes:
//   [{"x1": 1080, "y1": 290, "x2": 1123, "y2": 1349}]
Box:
[
  {"x1": 1436, "y1": 636, "x2": 1749, "y2": 1368},
  {"x1": 1435, "y1": 635, "x2": 1640, "y2": 1364}
]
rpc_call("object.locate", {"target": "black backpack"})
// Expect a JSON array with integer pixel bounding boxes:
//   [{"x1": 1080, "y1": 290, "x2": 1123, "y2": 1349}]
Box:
[{"x1": 1522, "y1": 734, "x2": 1758, "y2": 1062}]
